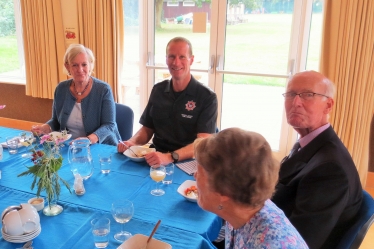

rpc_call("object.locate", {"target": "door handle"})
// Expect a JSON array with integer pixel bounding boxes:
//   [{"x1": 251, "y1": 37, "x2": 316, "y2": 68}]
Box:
[
  {"x1": 288, "y1": 59, "x2": 295, "y2": 78},
  {"x1": 209, "y1": 55, "x2": 215, "y2": 74},
  {"x1": 216, "y1": 55, "x2": 222, "y2": 71}
]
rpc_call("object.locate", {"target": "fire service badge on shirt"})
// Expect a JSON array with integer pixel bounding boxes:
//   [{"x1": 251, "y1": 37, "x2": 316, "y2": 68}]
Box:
[{"x1": 185, "y1": 100, "x2": 196, "y2": 111}]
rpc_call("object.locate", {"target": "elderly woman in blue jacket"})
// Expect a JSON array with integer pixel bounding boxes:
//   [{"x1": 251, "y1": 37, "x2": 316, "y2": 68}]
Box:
[{"x1": 31, "y1": 44, "x2": 120, "y2": 146}]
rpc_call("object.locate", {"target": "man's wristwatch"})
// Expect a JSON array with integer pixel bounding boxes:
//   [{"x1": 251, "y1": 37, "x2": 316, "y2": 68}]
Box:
[{"x1": 171, "y1": 151, "x2": 179, "y2": 163}]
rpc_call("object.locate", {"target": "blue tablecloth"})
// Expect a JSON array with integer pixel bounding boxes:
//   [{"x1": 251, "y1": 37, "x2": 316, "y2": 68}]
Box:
[{"x1": 0, "y1": 127, "x2": 221, "y2": 248}]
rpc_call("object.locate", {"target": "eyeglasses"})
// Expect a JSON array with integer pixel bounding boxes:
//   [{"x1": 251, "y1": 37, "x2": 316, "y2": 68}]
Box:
[{"x1": 282, "y1": 92, "x2": 330, "y2": 101}]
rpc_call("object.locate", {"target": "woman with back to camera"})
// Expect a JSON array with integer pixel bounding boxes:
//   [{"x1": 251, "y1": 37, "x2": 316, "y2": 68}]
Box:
[
  {"x1": 194, "y1": 128, "x2": 308, "y2": 249},
  {"x1": 31, "y1": 44, "x2": 120, "y2": 145}
]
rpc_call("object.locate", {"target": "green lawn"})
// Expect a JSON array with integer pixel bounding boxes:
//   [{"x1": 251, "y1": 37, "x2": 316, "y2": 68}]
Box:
[{"x1": 0, "y1": 35, "x2": 19, "y2": 73}]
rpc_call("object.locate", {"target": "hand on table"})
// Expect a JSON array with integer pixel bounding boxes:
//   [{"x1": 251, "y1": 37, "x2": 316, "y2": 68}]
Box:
[
  {"x1": 31, "y1": 124, "x2": 51, "y2": 136},
  {"x1": 145, "y1": 151, "x2": 172, "y2": 167}
]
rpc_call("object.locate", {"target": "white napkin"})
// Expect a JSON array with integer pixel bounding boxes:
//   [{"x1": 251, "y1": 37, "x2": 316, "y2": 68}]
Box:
[{"x1": 176, "y1": 160, "x2": 197, "y2": 175}]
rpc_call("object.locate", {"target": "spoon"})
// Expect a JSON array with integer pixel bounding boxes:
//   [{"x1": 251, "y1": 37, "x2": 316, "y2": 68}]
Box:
[
  {"x1": 141, "y1": 220, "x2": 161, "y2": 249},
  {"x1": 16, "y1": 240, "x2": 32, "y2": 249},
  {"x1": 23, "y1": 240, "x2": 33, "y2": 248},
  {"x1": 118, "y1": 140, "x2": 140, "y2": 157}
]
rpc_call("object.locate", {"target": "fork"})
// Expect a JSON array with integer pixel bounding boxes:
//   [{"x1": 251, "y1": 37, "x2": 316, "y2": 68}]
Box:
[{"x1": 118, "y1": 140, "x2": 140, "y2": 157}]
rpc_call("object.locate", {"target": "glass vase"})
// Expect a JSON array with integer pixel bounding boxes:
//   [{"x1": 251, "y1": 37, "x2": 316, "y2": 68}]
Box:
[{"x1": 43, "y1": 197, "x2": 63, "y2": 216}]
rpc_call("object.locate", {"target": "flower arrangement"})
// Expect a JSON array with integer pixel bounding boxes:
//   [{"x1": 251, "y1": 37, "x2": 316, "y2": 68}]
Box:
[{"x1": 18, "y1": 132, "x2": 71, "y2": 209}]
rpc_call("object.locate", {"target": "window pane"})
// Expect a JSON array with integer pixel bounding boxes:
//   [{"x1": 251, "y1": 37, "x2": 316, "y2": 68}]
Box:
[
  {"x1": 224, "y1": 12, "x2": 293, "y2": 75},
  {"x1": 221, "y1": 76, "x2": 286, "y2": 150},
  {"x1": 221, "y1": 5, "x2": 294, "y2": 151},
  {"x1": 121, "y1": 0, "x2": 140, "y2": 132},
  {"x1": 306, "y1": 0, "x2": 324, "y2": 71},
  {"x1": 154, "y1": 1, "x2": 211, "y2": 86},
  {"x1": 0, "y1": 36, "x2": 18, "y2": 74},
  {"x1": 0, "y1": 0, "x2": 24, "y2": 81}
]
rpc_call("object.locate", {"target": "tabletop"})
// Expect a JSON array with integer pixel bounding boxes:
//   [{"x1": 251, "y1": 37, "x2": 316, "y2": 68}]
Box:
[{"x1": 0, "y1": 127, "x2": 222, "y2": 249}]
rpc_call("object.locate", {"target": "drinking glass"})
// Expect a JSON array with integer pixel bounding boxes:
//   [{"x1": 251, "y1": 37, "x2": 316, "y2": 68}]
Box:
[
  {"x1": 99, "y1": 153, "x2": 112, "y2": 174},
  {"x1": 150, "y1": 165, "x2": 166, "y2": 196},
  {"x1": 91, "y1": 217, "x2": 110, "y2": 248},
  {"x1": 162, "y1": 163, "x2": 174, "y2": 184},
  {"x1": 19, "y1": 131, "x2": 34, "y2": 158},
  {"x1": 6, "y1": 137, "x2": 19, "y2": 155},
  {"x1": 111, "y1": 200, "x2": 134, "y2": 242}
]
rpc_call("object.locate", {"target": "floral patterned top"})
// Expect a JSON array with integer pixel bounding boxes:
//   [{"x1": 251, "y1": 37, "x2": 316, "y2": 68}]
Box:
[{"x1": 225, "y1": 200, "x2": 309, "y2": 249}]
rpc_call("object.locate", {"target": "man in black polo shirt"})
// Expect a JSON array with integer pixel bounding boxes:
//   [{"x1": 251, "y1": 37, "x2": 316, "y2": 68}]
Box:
[{"x1": 117, "y1": 37, "x2": 218, "y2": 166}]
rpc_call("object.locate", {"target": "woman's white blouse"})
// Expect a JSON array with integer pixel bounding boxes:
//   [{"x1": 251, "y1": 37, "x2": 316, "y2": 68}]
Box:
[{"x1": 66, "y1": 102, "x2": 86, "y2": 139}]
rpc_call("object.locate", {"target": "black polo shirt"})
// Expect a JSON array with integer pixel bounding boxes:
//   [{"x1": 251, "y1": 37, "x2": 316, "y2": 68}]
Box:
[{"x1": 140, "y1": 76, "x2": 218, "y2": 152}]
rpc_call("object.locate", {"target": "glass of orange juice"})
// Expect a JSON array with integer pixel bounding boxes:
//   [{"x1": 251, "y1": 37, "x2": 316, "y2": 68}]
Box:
[{"x1": 150, "y1": 165, "x2": 166, "y2": 196}]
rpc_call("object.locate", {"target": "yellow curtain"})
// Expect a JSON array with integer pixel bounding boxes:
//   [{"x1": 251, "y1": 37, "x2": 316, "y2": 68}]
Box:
[
  {"x1": 21, "y1": 0, "x2": 66, "y2": 99},
  {"x1": 320, "y1": 0, "x2": 374, "y2": 186},
  {"x1": 76, "y1": 0, "x2": 124, "y2": 101}
]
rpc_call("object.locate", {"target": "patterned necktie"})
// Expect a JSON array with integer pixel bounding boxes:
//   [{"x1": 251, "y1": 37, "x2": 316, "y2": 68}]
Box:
[{"x1": 288, "y1": 141, "x2": 301, "y2": 158}]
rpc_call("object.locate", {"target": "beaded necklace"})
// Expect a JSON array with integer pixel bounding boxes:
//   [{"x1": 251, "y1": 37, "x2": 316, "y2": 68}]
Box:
[{"x1": 73, "y1": 79, "x2": 90, "y2": 96}]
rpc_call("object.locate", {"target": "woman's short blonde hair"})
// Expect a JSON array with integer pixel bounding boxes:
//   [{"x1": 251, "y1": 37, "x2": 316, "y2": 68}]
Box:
[
  {"x1": 194, "y1": 128, "x2": 279, "y2": 207},
  {"x1": 63, "y1": 44, "x2": 95, "y2": 75}
]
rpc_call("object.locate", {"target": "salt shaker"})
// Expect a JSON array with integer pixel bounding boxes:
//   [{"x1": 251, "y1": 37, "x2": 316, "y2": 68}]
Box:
[{"x1": 74, "y1": 173, "x2": 85, "y2": 195}]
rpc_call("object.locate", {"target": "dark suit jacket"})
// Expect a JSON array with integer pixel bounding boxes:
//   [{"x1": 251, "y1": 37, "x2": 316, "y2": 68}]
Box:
[{"x1": 271, "y1": 126, "x2": 363, "y2": 249}]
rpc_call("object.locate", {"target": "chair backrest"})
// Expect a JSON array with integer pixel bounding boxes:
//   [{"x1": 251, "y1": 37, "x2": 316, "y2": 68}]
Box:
[
  {"x1": 115, "y1": 103, "x2": 134, "y2": 141},
  {"x1": 335, "y1": 190, "x2": 374, "y2": 249}
]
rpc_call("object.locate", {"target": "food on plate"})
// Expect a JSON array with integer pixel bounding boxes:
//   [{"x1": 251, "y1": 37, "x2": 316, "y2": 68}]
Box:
[
  {"x1": 124, "y1": 146, "x2": 156, "y2": 162},
  {"x1": 137, "y1": 150, "x2": 148, "y2": 157},
  {"x1": 184, "y1": 186, "x2": 198, "y2": 198}
]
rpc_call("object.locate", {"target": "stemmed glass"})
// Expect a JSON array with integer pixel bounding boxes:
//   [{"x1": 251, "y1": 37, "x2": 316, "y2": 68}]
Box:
[
  {"x1": 150, "y1": 165, "x2": 166, "y2": 196},
  {"x1": 111, "y1": 199, "x2": 134, "y2": 242}
]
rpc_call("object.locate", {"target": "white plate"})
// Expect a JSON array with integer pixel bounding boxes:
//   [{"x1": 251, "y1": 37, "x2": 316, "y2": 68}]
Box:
[
  {"x1": 2, "y1": 225, "x2": 41, "y2": 243},
  {"x1": 123, "y1": 146, "x2": 156, "y2": 162},
  {"x1": 177, "y1": 180, "x2": 198, "y2": 202},
  {"x1": 48, "y1": 131, "x2": 72, "y2": 143},
  {"x1": 117, "y1": 234, "x2": 172, "y2": 249}
]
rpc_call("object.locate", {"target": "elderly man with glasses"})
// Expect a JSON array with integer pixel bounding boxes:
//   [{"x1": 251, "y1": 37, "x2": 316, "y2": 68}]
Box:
[{"x1": 271, "y1": 70, "x2": 363, "y2": 249}]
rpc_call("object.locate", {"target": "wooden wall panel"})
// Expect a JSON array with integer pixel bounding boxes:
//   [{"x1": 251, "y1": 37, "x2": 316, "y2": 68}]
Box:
[{"x1": 0, "y1": 83, "x2": 52, "y2": 123}]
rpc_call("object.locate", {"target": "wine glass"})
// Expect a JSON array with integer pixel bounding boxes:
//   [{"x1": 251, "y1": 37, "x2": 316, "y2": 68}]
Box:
[
  {"x1": 150, "y1": 165, "x2": 166, "y2": 196},
  {"x1": 111, "y1": 199, "x2": 134, "y2": 242}
]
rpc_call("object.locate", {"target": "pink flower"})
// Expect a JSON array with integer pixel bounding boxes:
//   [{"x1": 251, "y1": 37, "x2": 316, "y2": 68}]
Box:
[
  {"x1": 55, "y1": 138, "x2": 64, "y2": 145},
  {"x1": 40, "y1": 134, "x2": 52, "y2": 144}
]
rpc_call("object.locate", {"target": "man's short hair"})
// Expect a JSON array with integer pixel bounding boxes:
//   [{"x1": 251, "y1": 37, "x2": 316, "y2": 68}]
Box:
[{"x1": 166, "y1": 37, "x2": 193, "y2": 56}]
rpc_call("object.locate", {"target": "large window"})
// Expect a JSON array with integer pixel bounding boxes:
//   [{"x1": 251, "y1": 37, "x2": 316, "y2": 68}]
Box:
[{"x1": 0, "y1": 0, "x2": 25, "y2": 83}]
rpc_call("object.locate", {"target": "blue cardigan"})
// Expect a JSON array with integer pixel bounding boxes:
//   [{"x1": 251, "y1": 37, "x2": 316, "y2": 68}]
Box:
[{"x1": 46, "y1": 77, "x2": 120, "y2": 145}]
